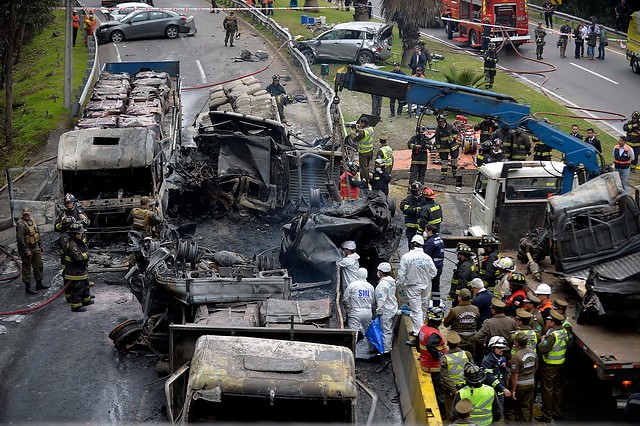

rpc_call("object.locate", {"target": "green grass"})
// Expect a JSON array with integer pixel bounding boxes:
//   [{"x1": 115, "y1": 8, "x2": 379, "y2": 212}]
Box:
[
  {"x1": 0, "y1": 10, "x2": 88, "y2": 173},
  {"x1": 241, "y1": 0, "x2": 617, "y2": 164}
]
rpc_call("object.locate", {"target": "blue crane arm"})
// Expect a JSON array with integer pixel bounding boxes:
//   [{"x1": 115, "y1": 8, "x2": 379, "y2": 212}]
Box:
[{"x1": 335, "y1": 66, "x2": 601, "y2": 193}]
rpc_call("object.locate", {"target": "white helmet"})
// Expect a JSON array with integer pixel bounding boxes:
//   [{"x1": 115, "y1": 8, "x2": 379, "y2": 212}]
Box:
[
  {"x1": 341, "y1": 240, "x2": 356, "y2": 250},
  {"x1": 377, "y1": 262, "x2": 392, "y2": 273},
  {"x1": 356, "y1": 267, "x2": 368, "y2": 280},
  {"x1": 411, "y1": 235, "x2": 425, "y2": 246},
  {"x1": 493, "y1": 256, "x2": 515, "y2": 271},
  {"x1": 488, "y1": 336, "x2": 509, "y2": 349},
  {"x1": 535, "y1": 283, "x2": 552, "y2": 295}
]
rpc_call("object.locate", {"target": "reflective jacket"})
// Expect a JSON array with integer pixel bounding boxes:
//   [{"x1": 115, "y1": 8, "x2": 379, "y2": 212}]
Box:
[
  {"x1": 541, "y1": 328, "x2": 568, "y2": 365},
  {"x1": 623, "y1": 119, "x2": 640, "y2": 144},
  {"x1": 356, "y1": 126, "x2": 374, "y2": 154},
  {"x1": 370, "y1": 168, "x2": 391, "y2": 194},
  {"x1": 474, "y1": 119, "x2": 498, "y2": 143},
  {"x1": 511, "y1": 131, "x2": 531, "y2": 160},
  {"x1": 533, "y1": 140, "x2": 552, "y2": 160},
  {"x1": 483, "y1": 50, "x2": 498, "y2": 71},
  {"x1": 478, "y1": 249, "x2": 500, "y2": 292},
  {"x1": 419, "y1": 200, "x2": 443, "y2": 232},
  {"x1": 435, "y1": 123, "x2": 459, "y2": 152},
  {"x1": 614, "y1": 144, "x2": 633, "y2": 169},
  {"x1": 64, "y1": 237, "x2": 89, "y2": 281},
  {"x1": 418, "y1": 325, "x2": 445, "y2": 372},
  {"x1": 400, "y1": 195, "x2": 426, "y2": 229},
  {"x1": 55, "y1": 206, "x2": 89, "y2": 232},
  {"x1": 451, "y1": 257, "x2": 475, "y2": 296},
  {"x1": 340, "y1": 171, "x2": 360, "y2": 200},
  {"x1": 458, "y1": 385, "x2": 497, "y2": 426},
  {"x1": 510, "y1": 328, "x2": 539, "y2": 355},
  {"x1": 441, "y1": 348, "x2": 472, "y2": 394},
  {"x1": 377, "y1": 145, "x2": 394, "y2": 169},
  {"x1": 482, "y1": 352, "x2": 509, "y2": 394},
  {"x1": 407, "y1": 134, "x2": 429, "y2": 165}
]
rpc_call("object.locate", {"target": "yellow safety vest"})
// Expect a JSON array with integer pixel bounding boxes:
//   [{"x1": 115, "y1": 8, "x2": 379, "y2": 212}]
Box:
[
  {"x1": 357, "y1": 127, "x2": 374, "y2": 154},
  {"x1": 459, "y1": 385, "x2": 495, "y2": 426},
  {"x1": 446, "y1": 350, "x2": 470, "y2": 387},
  {"x1": 543, "y1": 328, "x2": 568, "y2": 365},
  {"x1": 511, "y1": 329, "x2": 538, "y2": 355},
  {"x1": 379, "y1": 145, "x2": 394, "y2": 168}
]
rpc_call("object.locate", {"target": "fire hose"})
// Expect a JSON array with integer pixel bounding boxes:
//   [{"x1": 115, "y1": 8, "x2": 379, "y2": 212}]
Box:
[
  {"x1": 0, "y1": 280, "x2": 71, "y2": 316},
  {"x1": 0, "y1": 244, "x2": 21, "y2": 282}
]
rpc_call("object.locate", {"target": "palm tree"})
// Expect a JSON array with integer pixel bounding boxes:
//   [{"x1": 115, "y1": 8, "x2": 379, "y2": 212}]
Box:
[
  {"x1": 380, "y1": 0, "x2": 441, "y2": 66},
  {"x1": 442, "y1": 67, "x2": 485, "y2": 89}
]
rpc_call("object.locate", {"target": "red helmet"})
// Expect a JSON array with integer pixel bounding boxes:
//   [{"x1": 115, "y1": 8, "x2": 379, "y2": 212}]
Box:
[{"x1": 422, "y1": 187, "x2": 436, "y2": 199}]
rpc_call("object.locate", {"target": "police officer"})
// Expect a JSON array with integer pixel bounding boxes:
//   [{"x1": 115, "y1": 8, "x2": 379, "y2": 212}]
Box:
[
  {"x1": 407, "y1": 126, "x2": 429, "y2": 185},
  {"x1": 536, "y1": 309, "x2": 569, "y2": 423},
  {"x1": 127, "y1": 196, "x2": 162, "y2": 238},
  {"x1": 623, "y1": 110, "x2": 640, "y2": 171},
  {"x1": 505, "y1": 331, "x2": 538, "y2": 424},
  {"x1": 375, "y1": 262, "x2": 398, "y2": 354},
  {"x1": 223, "y1": 11, "x2": 238, "y2": 47},
  {"x1": 510, "y1": 127, "x2": 531, "y2": 161},
  {"x1": 400, "y1": 182, "x2": 427, "y2": 249},
  {"x1": 449, "y1": 243, "x2": 475, "y2": 306},
  {"x1": 482, "y1": 336, "x2": 512, "y2": 413},
  {"x1": 16, "y1": 207, "x2": 46, "y2": 294},
  {"x1": 483, "y1": 43, "x2": 498, "y2": 89},
  {"x1": 376, "y1": 134, "x2": 394, "y2": 171},
  {"x1": 423, "y1": 224, "x2": 445, "y2": 306},
  {"x1": 369, "y1": 158, "x2": 391, "y2": 196},
  {"x1": 440, "y1": 331, "x2": 474, "y2": 422},
  {"x1": 477, "y1": 235, "x2": 500, "y2": 295},
  {"x1": 504, "y1": 272, "x2": 528, "y2": 317},
  {"x1": 476, "y1": 299, "x2": 518, "y2": 351},
  {"x1": 523, "y1": 292, "x2": 545, "y2": 337},
  {"x1": 532, "y1": 136, "x2": 553, "y2": 161},
  {"x1": 343, "y1": 268, "x2": 375, "y2": 339},
  {"x1": 450, "y1": 363, "x2": 502, "y2": 425},
  {"x1": 444, "y1": 288, "x2": 480, "y2": 354},
  {"x1": 508, "y1": 309, "x2": 539, "y2": 353},
  {"x1": 474, "y1": 117, "x2": 499, "y2": 166},
  {"x1": 64, "y1": 222, "x2": 93, "y2": 312},
  {"x1": 340, "y1": 161, "x2": 362, "y2": 200},
  {"x1": 352, "y1": 116, "x2": 375, "y2": 185},
  {"x1": 553, "y1": 298, "x2": 574, "y2": 347},
  {"x1": 419, "y1": 187, "x2": 442, "y2": 233},
  {"x1": 452, "y1": 398, "x2": 475, "y2": 425},
  {"x1": 435, "y1": 113, "x2": 460, "y2": 180}
]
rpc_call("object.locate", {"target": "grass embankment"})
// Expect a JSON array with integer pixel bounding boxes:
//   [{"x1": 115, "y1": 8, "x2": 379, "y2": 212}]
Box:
[
  {"x1": 249, "y1": 0, "x2": 618, "y2": 164},
  {"x1": 0, "y1": 10, "x2": 88, "y2": 175}
]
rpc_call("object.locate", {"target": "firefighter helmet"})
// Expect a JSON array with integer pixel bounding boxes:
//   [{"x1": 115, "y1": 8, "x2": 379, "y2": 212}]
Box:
[
  {"x1": 410, "y1": 181, "x2": 423, "y2": 195},
  {"x1": 347, "y1": 161, "x2": 360, "y2": 173},
  {"x1": 493, "y1": 256, "x2": 515, "y2": 271},
  {"x1": 272, "y1": 74, "x2": 280, "y2": 81},
  {"x1": 69, "y1": 222, "x2": 85, "y2": 233},
  {"x1": 436, "y1": 113, "x2": 447, "y2": 123},
  {"x1": 488, "y1": 336, "x2": 509, "y2": 349},
  {"x1": 422, "y1": 187, "x2": 436, "y2": 199},
  {"x1": 63, "y1": 193, "x2": 77, "y2": 205},
  {"x1": 488, "y1": 42, "x2": 496, "y2": 50},
  {"x1": 375, "y1": 158, "x2": 385, "y2": 167},
  {"x1": 456, "y1": 243, "x2": 473, "y2": 255},
  {"x1": 480, "y1": 234, "x2": 499, "y2": 246},
  {"x1": 510, "y1": 272, "x2": 527, "y2": 286},
  {"x1": 464, "y1": 363, "x2": 486, "y2": 384},
  {"x1": 427, "y1": 306, "x2": 445, "y2": 323},
  {"x1": 632, "y1": 111, "x2": 640, "y2": 120}
]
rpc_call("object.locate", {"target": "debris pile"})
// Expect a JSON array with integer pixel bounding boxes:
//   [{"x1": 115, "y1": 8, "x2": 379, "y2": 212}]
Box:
[{"x1": 208, "y1": 76, "x2": 276, "y2": 119}]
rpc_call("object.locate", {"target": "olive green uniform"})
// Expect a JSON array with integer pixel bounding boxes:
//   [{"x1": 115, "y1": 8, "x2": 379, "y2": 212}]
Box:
[
  {"x1": 505, "y1": 346, "x2": 537, "y2": 423},
  {"x1": 537, "y1": 326, "x2": 569, "y2": 421},
  {"x1": 444, "y1": 302, "x2": 480, "y2": 354},
  {"x1": 440, "y1": 347, "x2": 473, "y2": 421},
  {"x1": 475, "y1": 313, "x2": 518, "y2": 350},
  {"x1": 16, "y1": 217, "x2": 44, "y2": 290},
  {"x1": 223, "y1": 15, "x2": 238, "y2": 47}
]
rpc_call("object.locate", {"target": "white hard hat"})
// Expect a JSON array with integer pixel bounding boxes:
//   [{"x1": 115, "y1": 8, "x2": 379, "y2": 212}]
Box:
[
  {"x1": 488, "y1": 336, "x2": 509, "y2": 349},
  {"x1": 535, "y1": 283, "x2": 552, "y2": 295},
  {"x1": 411, "y1": 235, "x2": 425, "y2": 246},
  {"x1": 377, "y1": 262, "x2": 392, "y2": 273},
  {"x1": 341, "y1": 240, "x2": 356, "y2": 250},
  {"x1": 356, "y1": 267, "x2": 368, "y2": 280}
]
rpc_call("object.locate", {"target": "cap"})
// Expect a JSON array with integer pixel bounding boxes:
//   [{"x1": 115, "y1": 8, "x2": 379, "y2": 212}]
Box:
[
  {"x1": 455, "y1": 398, "x2": 474, "y2": 415},
  {"x1": 491, "y1": 298, "x2": 505, "y2": 308},
  {"x1": 470, "y1": 278, "x2": 485, "y2": 289},
  {"x1": 141, "y1": 196, "x2": 152, "y2": 205},
  {"x1": 550, "y1": 309, "x2": 565, "y2": 322},
  {"x1": 411, "y1": 235, "x2": 425, "y2": 246},
  {"x1": 516, "y1": 309, "x2": 532, "y2": 319},
  {"x1": 379, "y1": 134, "x2": 388, "y2": 142},
  {"x1": 554, "y1": 298, "x2": 569, "y2": 308},
  {"x1": 21, "y1": 207, "x2": 32, "y2": 215},
  {"x1": 459, "y1": 288, "x2": 472, "y2": 300},
  {"x1": 524, "y1": 292, "x2": 540, "y2": 303},
  {"x1": 447, "y1": 330, "x2": 461, "y2": 345},
  {"x1": 377, "y1": 262, "x2": 392, "y2": 273},
  {"x1": 535, "y1": 283, "x2": 552, "y2": 295},
  {"x1": 515, "y1": 331, "x2": 530, "y2": 345},
  {"x1": 341, "y1": 240, "x2": 356, "y2": 250}
]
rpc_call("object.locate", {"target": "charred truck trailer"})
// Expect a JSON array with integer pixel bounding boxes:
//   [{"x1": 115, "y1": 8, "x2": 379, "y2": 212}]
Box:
[{"x1": 57, "y1": 61, "x2": 181, "y2": 233}]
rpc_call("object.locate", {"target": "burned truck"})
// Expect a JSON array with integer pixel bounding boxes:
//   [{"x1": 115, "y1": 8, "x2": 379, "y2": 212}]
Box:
[{"x1": 57, "y1": 61, "x2": 181, "y2": 233}]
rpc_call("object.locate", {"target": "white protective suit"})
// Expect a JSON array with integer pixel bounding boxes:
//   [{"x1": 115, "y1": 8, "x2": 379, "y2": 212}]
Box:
[
  {"x1": 337, "y1": 252, "x2": 360, "y2": 290},
  {"x1": 397, "y1": 247, "x2": 437, "y2": 335},
  {"x1": 376, "y1": 275, "x2": 399, "y2": 353},
  {"x1": 343, "y1": 269, "x2": 375, "y2": 335}
]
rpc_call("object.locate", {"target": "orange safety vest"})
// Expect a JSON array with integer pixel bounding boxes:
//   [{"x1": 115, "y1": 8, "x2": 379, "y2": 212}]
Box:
[
  {"x1": 73, "y1": 15, "x2": 80, "y2": 29},
  {"x1": 614, "y1": 144, "x2": 632, "y2": 168},
  {"x1": 419, "y1": 325, "x2": 445, "y2": 372},
  {"x1": 538, "y1": 299, "x2": 553, "y2": 316},
  {"x1": 506, "y1": 288, "x2": 527, "y2": 306},
  {"x1": 340, "y1": 171, "x2": 359, "y2": 200}
]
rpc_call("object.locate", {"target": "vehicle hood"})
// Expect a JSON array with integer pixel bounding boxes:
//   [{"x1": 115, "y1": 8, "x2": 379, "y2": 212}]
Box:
[{"x1": 98, "y1": 21, "x2": 125, "y2": 28}]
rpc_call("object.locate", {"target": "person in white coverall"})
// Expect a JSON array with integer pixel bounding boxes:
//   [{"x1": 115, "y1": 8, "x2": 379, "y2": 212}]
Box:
[
  {"x1": 376, "y1": 262, "x2": 399, "y2": 353},
  {"x1": 343, "y1": 268, "x2": 375, "y2": 339},
  {"x1": 397, "y1": 234, "x2": 437, "y2": 336},
  {"x1": 337, "y1": 240, "x2": 360, "y2": 291}
]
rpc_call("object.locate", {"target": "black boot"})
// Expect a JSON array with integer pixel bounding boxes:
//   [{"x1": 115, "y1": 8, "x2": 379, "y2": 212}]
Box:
[
  {"x1": 82, "y1": 299, "x2": 95, "y2": 306},
  {"x1": 36, "y1": 281, "x2": 49, "y2": 290},
  {"x1": 25, "y1": 284, "x2": 38, "y2": 295}
]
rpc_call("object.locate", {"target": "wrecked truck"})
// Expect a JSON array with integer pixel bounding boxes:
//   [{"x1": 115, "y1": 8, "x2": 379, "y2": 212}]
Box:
[{"x1": 165, "y1": 110, "x2": 342, "y2": 216}]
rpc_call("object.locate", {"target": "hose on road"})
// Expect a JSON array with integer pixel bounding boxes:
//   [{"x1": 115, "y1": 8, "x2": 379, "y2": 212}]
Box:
[{"x1": 0, "y1": 273, "x2": 70, "y2": 316}]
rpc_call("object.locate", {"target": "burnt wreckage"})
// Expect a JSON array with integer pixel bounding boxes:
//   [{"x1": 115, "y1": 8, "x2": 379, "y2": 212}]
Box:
[{"x1": 165, "y1": 111, "x2": 342, "y2": 216}]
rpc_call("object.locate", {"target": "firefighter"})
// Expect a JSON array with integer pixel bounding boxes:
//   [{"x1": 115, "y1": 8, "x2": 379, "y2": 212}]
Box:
[
  {"x1": 376, "y1": 134, "x2": 394, "y2": 171},
  {"x1": 504, "y1": 272, "x2": 528, "y2": 317},
  {"x1": 505, "y1": 331, "x2": 538, "y2": 424},
  {"x1": 482, "y1": 336, "x2": 512, "y2": 414},
  {"x1": 400, "y1": 182, "x2": 427, "y2": 248},
  {"x1": 423, "y1": 224, "x2": 445, "y2": 306},
  {"x1": 493, "y1": 256, "x2": 516, "y2": 298},
  {"x1": 16, "y1": 207, "x2": 46, "y2": 294},
  {"x1": 418, "y1": 187, "x2": 442, "y2": 233},
  {"x1": 343, "y1": 267, "x2": 375, "y2": 339},
  {"x1": 266, "y1": 75, "x2": 287, "y2": 120},
  {"x1": 483, "y1": 43, "x2": 498, "y2": 89},
  {"x1": 491, "y1": 125, "x2": 515, "y2": 157},
  {"x1": 481, "y1": 17, "x2": 493, "y2": 52},
  {"x1": 55, "y1": 193, "x2": 89, "y2": 232},
  {"x1": 440, "y1": 331, "x2": 474, "y2": 422},
  {"x1": 444, "y1": 288, "x2": 480, "y2": 354},
  {"x1": 375, "y1": 262, "x2": 398, "y2": 354},
  {"x1": 337, "y1": 240, "x2": 360, "y2": 289},
  {"x1": 340, "y1": 162, "x2": 361, "y2": 200},
  {"x1": 510, "y1": 127, "x2": 531, "y2": 161},
  {"x1": 407, "y1": 126, "x2": 429, "y2": 185},
  {"x1": 64, "y1": 222, "x2": 93, "y2": 312},
  {"x1": 474, "y1": 117, "x2": 499, "y2": 166},
  {"x1": 536, "y1": 309, "x2": 569, "y2": 423},
  {"x1": 477, "y1": 235, "x2": 500, "y2": 294},
  {"x1": 369, "y1": 158, "x2": 391, "y2": 196},
  {"x1": 488, "y1": 138, "x2": 505, "y2": 163},
  {"x1": 223, "y1": 11, "x2": 238, "y2": 47},
  {"x1": 450, "y1": 363, "x2": 502, "y2": 425},
  {"x1": 623, "y1": 111, "x2": 640, "y2": 171},
  {"x1": 449, "y1": 243, "x2": 475, "y2": 306},
  {"x1": 532, "y1": 136, "x2": 553, "y2": 161},
  {"x1": 127, "y1": 196, "x2": 162, "y2": 238},
  {"x1": 435, "y1": 114, "x2": 460, "y2": 180},
  {"x1": 352, "y1": 116, "x2": 375, "y2": 186}
]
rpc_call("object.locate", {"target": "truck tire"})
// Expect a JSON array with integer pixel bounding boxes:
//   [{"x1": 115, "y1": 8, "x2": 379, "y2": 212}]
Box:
[
  {"x1": 469, "y1": 30, "x2": 478, "y2": 47},
  {"x1": 632, "y1": 58, "x2": 640, "y2": 74}
]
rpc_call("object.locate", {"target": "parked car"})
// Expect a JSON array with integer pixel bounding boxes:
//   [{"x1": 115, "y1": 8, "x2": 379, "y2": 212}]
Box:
[
  {"x1": 96, "y1": 10, "x2": 196, "y2": 44},
  {"x1": 100, "y1": 2, "x2": 155, "y2": 22},
  {"x1": 295, "y1": 22, "x2": 393, "y2": 65},
  {"x1": 101, "y1": 0, "x2": 153, "y2": 6}
]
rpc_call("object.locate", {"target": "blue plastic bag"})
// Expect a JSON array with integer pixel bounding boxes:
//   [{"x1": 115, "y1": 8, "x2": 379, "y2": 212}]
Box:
[{"x1": 365, "y1": 316, "x2": 384, "y2": 354}]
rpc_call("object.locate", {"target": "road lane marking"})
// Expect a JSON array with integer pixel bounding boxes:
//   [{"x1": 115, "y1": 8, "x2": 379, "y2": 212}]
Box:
[
  {"x1": 570, "y1": 62, "x2": 619, "y2": 84},
  {"x1": 114, "y1": 43, "x2": 122, "y2": 62},
  {"x1": 196, "y1": 60, "x2": 207, "y2": 84}
]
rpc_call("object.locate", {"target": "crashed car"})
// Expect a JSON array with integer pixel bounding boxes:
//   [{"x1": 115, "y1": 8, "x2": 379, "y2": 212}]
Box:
[
  {"x1": 295, "y1": 22, "x2": 394, "y2": 65},
  {"x1": 96, "y1": 9, "x2": 196, "y2": 44}
]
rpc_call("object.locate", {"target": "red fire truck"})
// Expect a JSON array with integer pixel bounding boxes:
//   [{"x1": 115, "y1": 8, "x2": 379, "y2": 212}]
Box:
[{"x1": 442, "y1": 0, "x2": 530, "y2": 48}]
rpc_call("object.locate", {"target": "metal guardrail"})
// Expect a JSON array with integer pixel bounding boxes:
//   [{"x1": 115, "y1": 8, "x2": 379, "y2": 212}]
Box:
[
  {"x1": 75, "y1": 1, "x2": 100, "y2": 117},
  {"x1": 222, "y1": 0, "x2": 338, "y2": 135}
]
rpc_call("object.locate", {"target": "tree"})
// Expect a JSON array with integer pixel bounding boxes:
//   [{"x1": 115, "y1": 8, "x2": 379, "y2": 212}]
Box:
[
  {"x1": 443, "y1": 67, "x2": 484, "y2": 89},
  {"x1": 380, "y1": 0, "x2": 441, "y2": 66}
]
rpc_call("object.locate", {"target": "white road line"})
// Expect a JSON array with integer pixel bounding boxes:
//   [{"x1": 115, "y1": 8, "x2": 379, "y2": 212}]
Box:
[
  {"x1": 196, "y1": 59, "x2": 207, "y2": 84},
  {"x1": 114, "y1": 43, "x2": 122, "y2": 62},
  {"x1": 570, "y1": 62, "x2": 619, "y2": 84}
]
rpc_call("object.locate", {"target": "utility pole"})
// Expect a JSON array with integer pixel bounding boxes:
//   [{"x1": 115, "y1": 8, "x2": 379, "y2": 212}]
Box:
[{"x1": 64, "y1": 0, "x2": 72, "y2": 110}]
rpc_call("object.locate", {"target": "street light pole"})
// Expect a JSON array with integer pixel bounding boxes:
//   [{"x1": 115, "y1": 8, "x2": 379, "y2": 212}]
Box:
[{"x1": 64, "y1": 0, "x2": 72, "y2": 111}]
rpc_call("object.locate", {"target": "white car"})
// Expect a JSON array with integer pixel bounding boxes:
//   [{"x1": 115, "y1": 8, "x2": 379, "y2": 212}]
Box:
[{"x1": 100, "y1": 2, "x2": 154, "y2": 21}]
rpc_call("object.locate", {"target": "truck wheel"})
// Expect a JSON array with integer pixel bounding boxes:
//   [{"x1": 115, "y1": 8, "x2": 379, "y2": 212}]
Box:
[
  {"x1": 109, "y1": 30, "x2": 125, "y2": 43},
  {"x1": 165, "y1": 25, "x2": 179, "y2": 39},
  {"x1": 357, "y1": 50, "x2": 374, "y2": 65},
  {"x1": 469, "y1": 30, "x2": 478, "y2": 47},
  {"x1": 632, "y1": 58, "x2": 640, "y2": 74}
]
